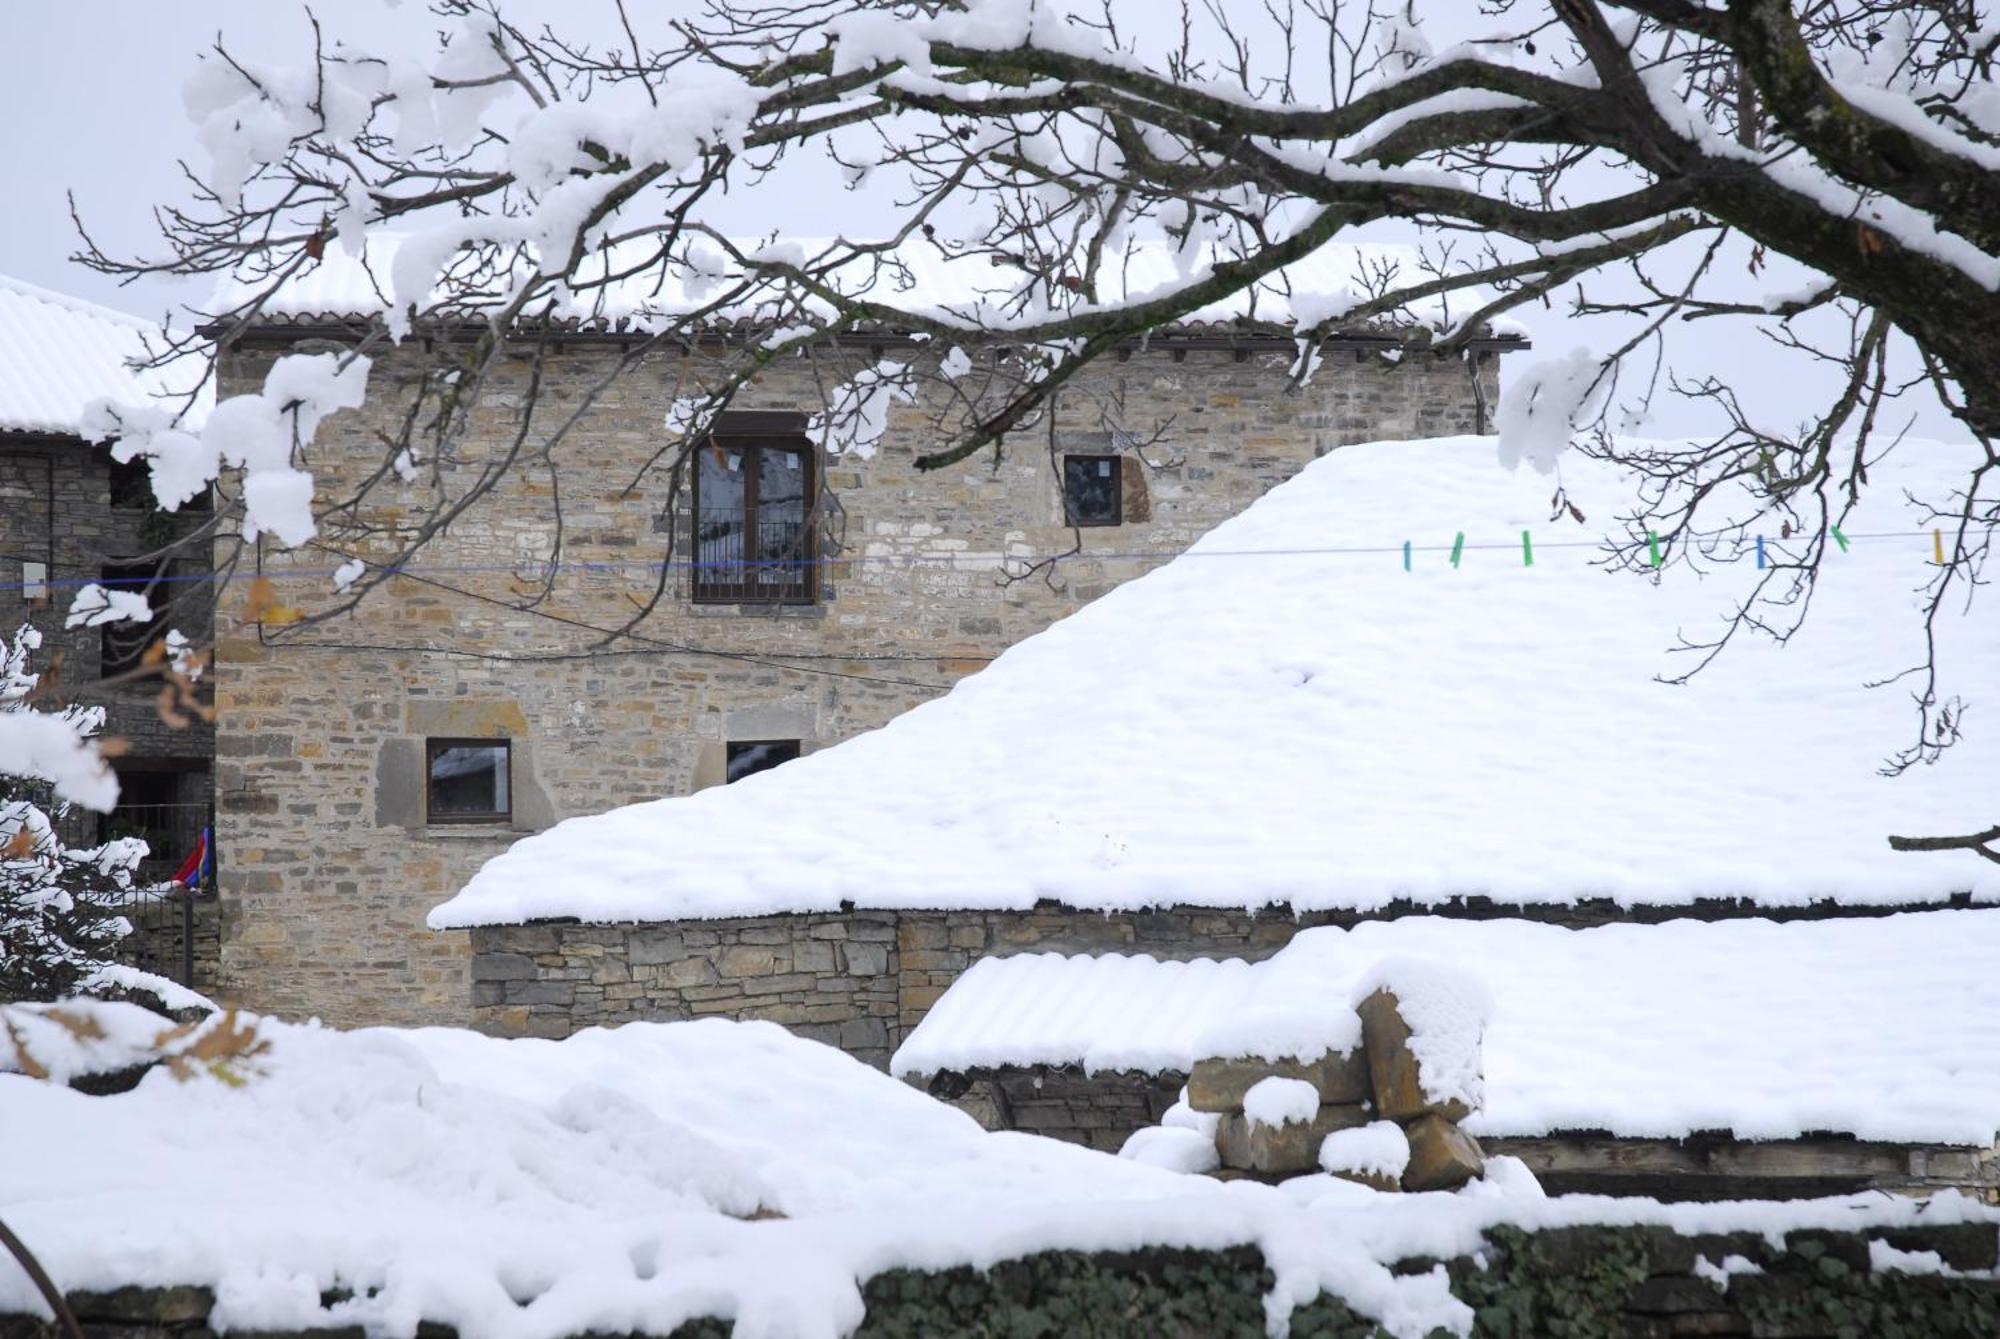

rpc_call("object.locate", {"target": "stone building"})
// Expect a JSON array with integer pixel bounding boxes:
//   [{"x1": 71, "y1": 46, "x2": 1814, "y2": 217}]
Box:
[
  {"x1": 432, "y1": 434, "x2": 1998, "y2": 1059},
  {"x1": 209, "y1": 245, "x2": 1513, "y2": 1026},
  {"x1": 0, "y1": 275, "x2": 216, "y2": 982}
]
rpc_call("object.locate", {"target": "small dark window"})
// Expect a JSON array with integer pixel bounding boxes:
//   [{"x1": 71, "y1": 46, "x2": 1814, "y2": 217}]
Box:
[
  {"x1": 426, "y1": 739, "x2": 511, "y2": 823},
  {"x1": 1062, "y1": 454, "x2": 1122, "y2": 526},
  {"x1": 726, "y1": 739, "x2": 800, "y2": 784},
  {"x1": 98, "y1": 561, "x2": 171, "y2": 680},
  {"x1": 693, "y1": 431, "x2": 816, "y2": 604}
]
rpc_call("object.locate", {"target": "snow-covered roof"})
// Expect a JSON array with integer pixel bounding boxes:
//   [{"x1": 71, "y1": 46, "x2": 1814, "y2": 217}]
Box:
[
  {"x1": 432, "y1": 434, "x2": 2000, "y2": 930},
  {"x1": 224, "y1": 233, "x2": 1527, "y2": 340},
  {"x1": 6, "y1": 1003, "x2": 1995, "y2": 1339},
  {"x1": 891, "y1": 911, "x2": 2000, "y2": 1146},
  {"x1": 0, "y1": 274, "x2": 205, "y2": 437}
]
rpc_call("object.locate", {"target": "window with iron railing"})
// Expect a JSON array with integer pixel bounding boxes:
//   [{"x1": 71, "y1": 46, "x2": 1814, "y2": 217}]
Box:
[{"x1": 693, "y1": 431, "x2": 817, "y2": 604}]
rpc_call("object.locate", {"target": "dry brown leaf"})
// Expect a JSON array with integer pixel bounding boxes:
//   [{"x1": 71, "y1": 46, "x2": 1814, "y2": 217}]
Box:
[
  {"x1": 44, "y1": 1007, "x2": 107, "y2": 1043},
  {"x1": 3, "y1": 1018, "x2": 49, "y2": 1080},
  {"x1": 96, "y1": 736, "x2": 132, "y2": 760},
  {"x1": 1, "y1": 827, "x2": 35, "y2": 859}
]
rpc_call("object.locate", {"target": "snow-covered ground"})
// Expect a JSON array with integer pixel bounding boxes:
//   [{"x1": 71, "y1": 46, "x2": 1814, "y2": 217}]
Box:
[
  {"x1": 433, "y1": 434, "x2": 1999, "y2": 929},
  {"x1": 893, "y1": 911, "x2": 2000, "y2": 1147},
  {"x1": 4, "y1": 1005, "x2": 1995, "y2": 1339}
]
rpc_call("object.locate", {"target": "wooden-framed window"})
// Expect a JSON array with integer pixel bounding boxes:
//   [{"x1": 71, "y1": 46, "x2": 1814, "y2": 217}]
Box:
[
  {"x1": 726, "y1": 739, "x2": 800, "y2": 784},
  {"x1": 692, "y1": 414, "x2": 817, "y2": 604},
  {"x1": 1062, "y1": 454, "x2": 1122, "y2": 526},
  {"x1": 425, "y1": 739, "x2": 511, "y2": 823}
]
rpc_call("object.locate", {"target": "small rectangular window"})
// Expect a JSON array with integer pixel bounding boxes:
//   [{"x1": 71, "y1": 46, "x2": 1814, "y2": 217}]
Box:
[
  {"x1": 1062, "y1": 454, "x2": 1122, "y2": 526},
  {"x1": 426, "y1": 739, "x2": 511, "y2": 823},
  {"x1": 726, "y1": 739, "x2": 800, "y2": 784}
]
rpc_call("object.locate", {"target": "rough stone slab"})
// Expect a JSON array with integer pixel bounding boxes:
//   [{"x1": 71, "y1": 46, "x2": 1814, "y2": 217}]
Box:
[
  {"x1": 1357, "y1": 988, "x2": 1472, "y2": 1123},
  {"x1": 1401, "y1": 1113, "x2": 1484, "y2": 1192},
  {"x1": 1187, "y1": 1050, "x2": 1370, "y2": 1113},
  {"x1": 1217, "y1": 1104, "x2": 1370, "y2": 1175}
]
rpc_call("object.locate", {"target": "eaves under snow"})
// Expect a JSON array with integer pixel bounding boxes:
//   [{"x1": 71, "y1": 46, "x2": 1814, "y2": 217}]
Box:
[
  {"x1": 217, "y1": 233, "x2": 1530, "y2": 343},
  {"x1": 0, "y1": 274, "x2": 208, "y2": 437},
  {"x1": 431, "y1": 434, "x2": 2000, "y2": 929},
  {"x1": 888, "y1": 912, "x2": 2000, "y2": 1146}
]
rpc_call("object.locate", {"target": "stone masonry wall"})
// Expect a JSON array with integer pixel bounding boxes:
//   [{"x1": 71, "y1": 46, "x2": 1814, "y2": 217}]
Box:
[
  {"x1": 214, "y1": 334, "x2": 1502, "y2": 1026},
  {"x1": 468, "y1": 896, "x2": 1911, "y2": 1058}
]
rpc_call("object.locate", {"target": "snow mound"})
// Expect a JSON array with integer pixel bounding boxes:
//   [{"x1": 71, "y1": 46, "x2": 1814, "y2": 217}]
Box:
[
  {"x1": 5, "y1": 1008, "x2": 1998, "y2": 1339},
  {"x1": 1244, "y1": 1075, "x2": 1321, "y2": 1128},
  {"x1": 433, "y1": 436, "x2": 2000, "y2": 929},
  {"x1": 1322, "y1": 1121, "x2": 1412, "y2": 1181}
]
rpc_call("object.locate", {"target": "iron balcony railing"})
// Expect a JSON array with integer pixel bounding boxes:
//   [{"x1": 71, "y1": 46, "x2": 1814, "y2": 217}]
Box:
[{"x1": 693, "y1": 516, "x2": 816, "y2": 604}]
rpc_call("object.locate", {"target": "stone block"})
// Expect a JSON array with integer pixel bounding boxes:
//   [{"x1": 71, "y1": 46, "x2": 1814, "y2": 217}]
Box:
[
  {"x1": 470, "y1": 951, "x2": 539, "y2": 982},
  {"x1": 839, "y1": 1017, "x2": 891, "y2": 1053},
  {"x1": 1357, "y1": 989, "x2": 1472, "y2": 1123},
  {"x1": 1400, "y1": 1114, "x2": 1483, "y2": 1192},
  {"x1": 1216, "y1": 1104, "x2": 1370, "y2": 1176},
  {"x1": 793, "y1": 941, "x2": 837, "y2": 973},
  {"x1": 841, "y1": 942, "x2": 889, "y2": 975},
  {"x1": 718, "y1": 946, "x2": 778, "y2": 977},
  {"x1": 503, "y1": 980, "x2": 574, "y2": 1006},
  {"x1": 1187, "y1": 1049, "x2": 1370, "y2": 1113},
  {"x1": 662, "y1": 957, "x2": 719, "y2": 989},
  {"x1": 627, "y1": 934, "x2": 687, "y2": 966}
]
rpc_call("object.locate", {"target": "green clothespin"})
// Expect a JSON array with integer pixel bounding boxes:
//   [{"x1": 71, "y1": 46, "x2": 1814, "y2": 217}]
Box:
[
  {"x1": 1831, "y1": 525, "x2": 1849, "y2": 552},
  {"x1": 1647, "y1": 531, "x2": 1662, "y2": 568},
  {"x1": 1449, "y1": 532, "x2": 1465, "y2": 568},
  {"x1": 1521, "y1": 530, "x2": 1534, "y2": 567}
]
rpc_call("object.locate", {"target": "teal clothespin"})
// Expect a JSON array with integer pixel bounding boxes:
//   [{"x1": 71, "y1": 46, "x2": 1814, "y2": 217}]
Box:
[
  {"x1": 1449, "y1": 532, "x2": 1465, "y2": 569},
  {"x1": 1402, "y1": 540, "x2": 1411, "y2": 572},
  {"x1": 1521, "y1": 530, "x2": 1534, "y2": 567},
  {"x1": 1831, "y1": 525, "x2": 1849, "y2": 552},
  {"x1": 1647, "y1": 531, "x2": 1662, "y2": 568}
]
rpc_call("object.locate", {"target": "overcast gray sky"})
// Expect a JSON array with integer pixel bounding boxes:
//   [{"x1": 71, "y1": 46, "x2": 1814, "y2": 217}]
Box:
[{"x1": 0, "y1": 2, "x2": 1959, "y2": 440}]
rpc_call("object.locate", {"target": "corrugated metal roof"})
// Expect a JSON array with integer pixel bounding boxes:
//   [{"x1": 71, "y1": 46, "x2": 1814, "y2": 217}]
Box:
[{"x1": 0, "y1": 275, "x2": 205, "y2": 437}]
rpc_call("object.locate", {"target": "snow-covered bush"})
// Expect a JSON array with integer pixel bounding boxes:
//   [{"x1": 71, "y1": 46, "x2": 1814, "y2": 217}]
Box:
[{"x1": 0, "y1": 625, "x2": 147, "y2": 1004}]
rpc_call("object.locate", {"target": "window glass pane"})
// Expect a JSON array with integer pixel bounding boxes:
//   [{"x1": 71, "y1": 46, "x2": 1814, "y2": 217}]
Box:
[
  {"x1": 752, "y1": 446, "x2": 809, "y2": 589},
  {"x1": 697, "y1": 444, "x2": 747, "y2": 583},
  {"x1": 726, "y1": 739, "x2": 800, "y2": 783},
  {"x1": 1062, "y1": 455, "x2": 1120, "y2": 524},
  {"x1": 429, "y1": 743, "x2": 508, "y2": 817}
]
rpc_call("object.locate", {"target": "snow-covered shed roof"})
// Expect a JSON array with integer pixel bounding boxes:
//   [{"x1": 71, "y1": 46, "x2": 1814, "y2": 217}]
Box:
[
  {"x1": 0, "y1": 274, "x2": 204, "y2": 437},
  {"x1": 431, "y1": 434, "x2": 2000, "y2": 930},
  {"x1": 892, "y1": 911, "x2": 2000, "y2": 1147},
  {"x1": 224, "y1": 233, "x2": 1526, "y2": 341}
]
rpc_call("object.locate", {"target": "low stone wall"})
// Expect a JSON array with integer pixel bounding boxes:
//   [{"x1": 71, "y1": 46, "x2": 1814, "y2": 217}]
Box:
[
  {"x1": 469, "y1": 896, "x2": 1947, "y2": 1061},
  {"x1": 925, "y1": 1066, "x2": 2000, "y2": 1203},
  {"x1": 114, "y1": 895, "x2": 221, "y2": 997},
  {"x1": 11, "y1": 1224, "x2": 1999, "y2": 1338}
]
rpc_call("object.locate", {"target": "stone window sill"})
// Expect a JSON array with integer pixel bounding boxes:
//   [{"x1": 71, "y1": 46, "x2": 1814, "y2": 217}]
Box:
[
  {"x1": 416, "y1": 825, "x2": 541, "y2": 840},
  {"x1": 690, "y1": 600, "x2": 830, "y2": 619}
]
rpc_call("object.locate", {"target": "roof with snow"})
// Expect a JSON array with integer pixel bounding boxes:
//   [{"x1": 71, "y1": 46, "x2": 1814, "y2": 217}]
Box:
[
  {"x1": 890, "y1": 911, "x2": 2000, "y2": 1146},
  {"x1": 223, "y1": 234, "x2": 1528, "y2": 342},
  {"x1": 0, "y1": 274, "x2": 204, "y2": 437},
  {"x1": 431, "y1": 434, "x2": 2000, "y2": 930}
]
